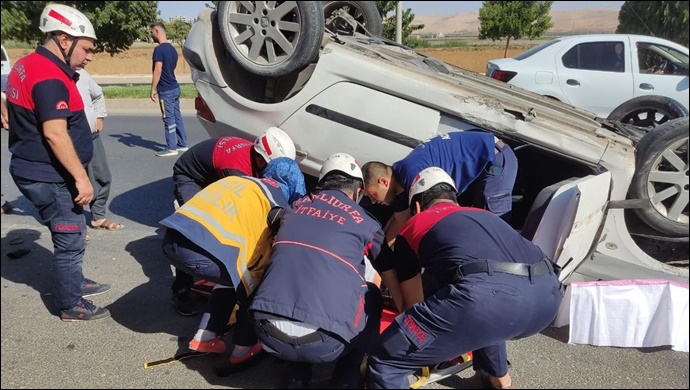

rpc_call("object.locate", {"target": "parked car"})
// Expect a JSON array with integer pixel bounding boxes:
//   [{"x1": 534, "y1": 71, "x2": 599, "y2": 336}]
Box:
[
  {"x1": 1, "y1": 44, "x2": 10, "y2": 99},
  {"x1": 1, "y1": 45, "x2": 11, "y2": 77},
  {"x1": 486, "y1": 34, "x2": 689, "y2": 130},
  {"x1": 183, "y1": 2, "x2": 688, "y2": 285}
]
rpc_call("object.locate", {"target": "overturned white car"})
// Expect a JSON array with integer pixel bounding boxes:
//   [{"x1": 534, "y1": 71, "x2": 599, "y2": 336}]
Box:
[{"x1": 183, "y1": 1, "x2": 688, "y2": 284}]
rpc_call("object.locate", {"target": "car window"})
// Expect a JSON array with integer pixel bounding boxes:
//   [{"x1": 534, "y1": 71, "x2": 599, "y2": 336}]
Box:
[
  {"x1": 637, "y1": 42, "x2": 689, "y2": 76},
  {"x1": 1, "y1": 48, "x2": 7, "y2": 62},
  {"x1": 513, "y1": 39, "x2": 561, "y2": 60},
  {"x1": 561, "y1": 41, "x2": 626, "y2": 72}
]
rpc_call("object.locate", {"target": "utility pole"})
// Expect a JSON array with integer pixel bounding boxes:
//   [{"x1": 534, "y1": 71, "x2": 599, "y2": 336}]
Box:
[{"x1": 395, "y1": 1, "x2": 403, "y2": 44}]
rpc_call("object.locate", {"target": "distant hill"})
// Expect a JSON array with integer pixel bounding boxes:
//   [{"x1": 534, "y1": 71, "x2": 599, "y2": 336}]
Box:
[{"x1": 413, "y1": 8, "x2": 620, "y2": 36}]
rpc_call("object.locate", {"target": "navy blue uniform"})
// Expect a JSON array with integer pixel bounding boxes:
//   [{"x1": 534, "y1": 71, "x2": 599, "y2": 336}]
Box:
[
  {"x1": 367, "y1": 204, "x2": 563, "y2": 389},
  {"x1": 391, "y1": 131, "x2": 517, "y2": 220},
  {"x1": 250, "y1": 189, "x2": 387, "y2": 387},
  {"x1": 6, "y1": 46, "x2": 93, "y2": 310}
]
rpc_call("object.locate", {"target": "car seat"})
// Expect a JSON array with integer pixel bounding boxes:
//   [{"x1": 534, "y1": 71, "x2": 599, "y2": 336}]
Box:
[{"x1": 520, "y1": 178, "x2": 580, "y2": 280}]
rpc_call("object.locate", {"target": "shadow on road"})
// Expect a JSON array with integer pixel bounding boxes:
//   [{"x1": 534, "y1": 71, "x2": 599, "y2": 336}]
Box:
[
  {"x1": 109, "y1": 132, "x2": 167, "y2": 153},
  {"x1": 179, "y1": 350, "x2": 334, "y2": 389},
  {"x1": 540, "y1": 325, "x2": 570, "y2": 344},
  {"x1": 108, "y1": 232, "x2": 195, "y2": 337},
  {"x1": 109, "y1": 177, "x2": 175, "y2": 228},
  {"x1": 0, "y1": 229, "x2": 59, "y2": 315},
  {"x1": 0, "y1": 196, "x2": 42, "y2": 219}
]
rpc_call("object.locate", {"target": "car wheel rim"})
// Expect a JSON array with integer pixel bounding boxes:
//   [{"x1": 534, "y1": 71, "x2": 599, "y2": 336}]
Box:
[
  {"x1": 225, "y1": 1, "x2": 301, "y2": 66},
  {"x1": 646, "y1": 137, "x2": 689, "y2": 224},
  {"x1": 621, "y1": 107, "x2": 675, "y2": 129},
  {"x1": 324, "y1": 5, "x2": 368, "y2": 33}
]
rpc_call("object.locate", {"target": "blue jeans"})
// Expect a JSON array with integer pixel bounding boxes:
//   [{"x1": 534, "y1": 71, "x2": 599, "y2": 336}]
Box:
[
  {"x1": 12, "y1": 175, "x2": 87, "y2": 310},
  {"x1": 158, "y1": 87, "x2": 187, "y2": 151},
  {"x1": 172, "y1": 172, "x2": 204, "y2": 207},
  {"x1": 162, "y1": 229, "x2": 257, "y2": 344},
  {"x1": 468, "y1": 142, "x2": 518, "y2": 222}
]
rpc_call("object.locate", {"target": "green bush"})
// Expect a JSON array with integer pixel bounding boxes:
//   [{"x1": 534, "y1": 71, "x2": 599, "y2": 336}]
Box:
[
  {"x1": 406, "y1": 37, "x2": 430, "y2": 48},
  {"x1": 102, "y1": 84, "x2": 197, "y2": 99},
  {"x1": 436, "y1": 40, "x2": 469, "y2": 48}
]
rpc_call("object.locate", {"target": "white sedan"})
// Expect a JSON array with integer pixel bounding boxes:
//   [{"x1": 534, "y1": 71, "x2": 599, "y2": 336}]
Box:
[{"x1": 486, "y1": 34, "x2": 689, "y2": 128}]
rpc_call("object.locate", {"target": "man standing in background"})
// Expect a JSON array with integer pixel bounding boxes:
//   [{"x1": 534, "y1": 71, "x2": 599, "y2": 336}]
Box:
[
  {"x1": 150, "y1": 22, "x2": 187, "y2": 157},
  {"x1": 76, "y1": 68, "x2": 124, "y2": 232}
]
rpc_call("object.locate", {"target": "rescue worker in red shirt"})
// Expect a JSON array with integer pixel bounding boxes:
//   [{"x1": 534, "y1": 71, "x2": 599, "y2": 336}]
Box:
[
  {"x1": 172, "y1": 127, "x2": 297, "y2": 207},
  {"x1": 161, "y1": 157, "x2": 307, "y2": 369},
  {"x1": 6, "y1": 4, "x2": 111, "y2": 321},
  {"x1": 249, "y1": 153, "x2": 393, "y2": 389},
  {"x1": 366, "y1": 167, "x2": 563, "y2": 389},
  {"x1": 170, "y1": 127, "x2": 297, "y2": 315}
]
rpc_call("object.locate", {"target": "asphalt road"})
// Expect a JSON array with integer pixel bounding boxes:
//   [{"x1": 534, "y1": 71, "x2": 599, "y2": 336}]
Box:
[{"x1": 1, "y1": 112, "x2": 688, "y2": 389}]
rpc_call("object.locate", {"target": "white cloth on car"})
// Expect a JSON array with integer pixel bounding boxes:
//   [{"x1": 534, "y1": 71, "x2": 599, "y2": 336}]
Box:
[{"x1": 554, "y1": 279, "x2": 688, "y2": 352}]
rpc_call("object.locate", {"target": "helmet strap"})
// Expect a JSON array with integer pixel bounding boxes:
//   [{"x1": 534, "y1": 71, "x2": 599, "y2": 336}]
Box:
[
  {"x1": 50, "y1": 32, "x2": 78, "y2": 65},
  {"x1": 354, "y1": 188, "x2": 363, "y2": 204},
  {"x1": 66, "y1": 37, "x2": 80, "y2": 66},
  {"x1": 354, "y1": 181, "x2": 364, "y2": 204}
]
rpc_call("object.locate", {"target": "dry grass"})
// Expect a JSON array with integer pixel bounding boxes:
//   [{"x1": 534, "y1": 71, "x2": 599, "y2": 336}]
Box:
[
  {"x1": 7, "y1": 44, "x2": 191, "y2": 76},
  {"x1": 417, "y1": 47, "x2": 530, "y2": 73},
  {"x1": 7, "y1": 44, "x2": 531, "y2": 76}
]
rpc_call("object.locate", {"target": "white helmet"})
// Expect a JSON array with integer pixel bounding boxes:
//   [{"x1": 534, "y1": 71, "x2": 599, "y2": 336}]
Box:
[
  {"x1": 254, "y1": 127, "x2": 296, "y2": 162},
  {"x1": 39, "y1": 4, "x2": 97, "y2": 40},
  {"x1": 319, "y1": 153, "x2": 363, "y2": 182},
  {"x1": 409, "y1": 167, "x2": 457, "y2": 207}
]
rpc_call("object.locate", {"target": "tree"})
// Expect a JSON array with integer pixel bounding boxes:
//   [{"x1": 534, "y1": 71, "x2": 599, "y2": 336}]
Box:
[
  {"x1": 374, "y1": 1, "x2": 425, "y2": 47},
  {"x1": 0, "y1": 1, "x2": 159, "y2": 56},
  {"x1": 478, "y1": 1, "x2": 554, "y2": 58},
  {"x1": 166, "y1": 19, "x2": 191, "y2": 49},
  {"x1": 166, "y1": 19, "x2": 192, "y2": 72},
  {"x1": 617, "y1": 1, "x2": 689, "y2": 46}
]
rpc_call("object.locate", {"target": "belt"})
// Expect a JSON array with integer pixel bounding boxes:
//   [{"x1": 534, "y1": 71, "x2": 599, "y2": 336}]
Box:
[
  {"x1": 257, "y1": 320, "x2": 322, "y2": 345},
  {"x1": 457, "y1": 259, "x2": 554, "y2": 281}
]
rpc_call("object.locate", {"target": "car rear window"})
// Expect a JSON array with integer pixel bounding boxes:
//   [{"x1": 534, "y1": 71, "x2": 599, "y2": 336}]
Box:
[
  {"x1": 513, "y1": 39, "x2": 561, "y2": 60},
  {"x1": 1, "y1": 49, "x2": 7, "y2": 62}
]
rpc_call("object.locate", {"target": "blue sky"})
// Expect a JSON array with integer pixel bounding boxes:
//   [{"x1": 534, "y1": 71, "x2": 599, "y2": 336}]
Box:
[{"x1": 158, "y1": 1, "x2": 625, "y2": 21}]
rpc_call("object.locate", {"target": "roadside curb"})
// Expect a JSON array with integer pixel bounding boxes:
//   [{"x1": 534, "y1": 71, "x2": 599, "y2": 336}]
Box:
[
  {"x1": 92, "y1": 74, "x2": 193, "y2": 86},
  {"x1": 107, "y1": 98, "x2": 195, "y2": 114}
]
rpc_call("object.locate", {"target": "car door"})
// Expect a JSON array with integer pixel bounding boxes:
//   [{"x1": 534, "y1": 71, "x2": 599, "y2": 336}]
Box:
[
  {"x1": 555, "y1": 38, "x2": 634, "y2": 117},
  {"x1": 631, "y1": 38, "x2": 689, "y2": 111},
  {"x1": 279, "y1": 82, "x2": 441, "y2": 177},
  {"x1": 529, "y1": 172, "x2": 611, "y2": 283}
]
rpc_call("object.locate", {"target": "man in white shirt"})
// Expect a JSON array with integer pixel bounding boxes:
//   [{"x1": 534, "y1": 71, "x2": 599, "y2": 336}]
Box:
[{"x1": 76, "y1": 68, "x2": 124, "y2": 232}]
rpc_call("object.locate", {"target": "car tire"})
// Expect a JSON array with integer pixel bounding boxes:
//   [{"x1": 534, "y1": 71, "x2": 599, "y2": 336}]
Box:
[
  {"x1": 630, "y1": 117, "x2": 689, "y2": 237},
  {"x1": 218, "y1": 1, "x2": 325, "y2": 78},
  {"x1": 323, "y1": 1, "x2": 383, "y2": 36},
  {"x1": 607, "y1": 95, "x2": 688, "y2": 130}
]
